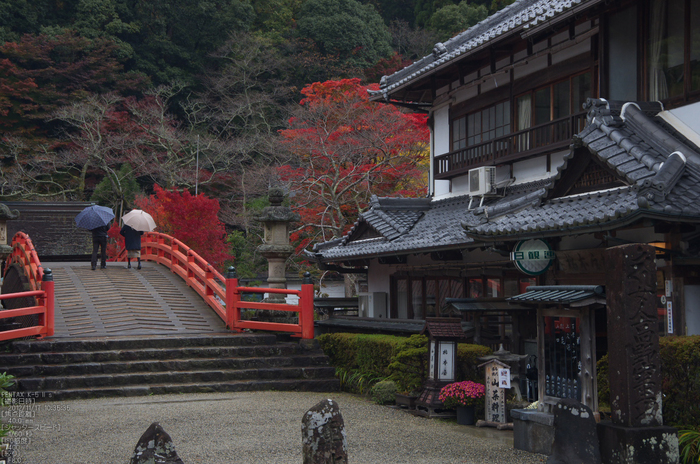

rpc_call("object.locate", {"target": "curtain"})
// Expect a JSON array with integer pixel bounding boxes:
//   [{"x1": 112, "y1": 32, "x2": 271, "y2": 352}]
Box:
[
  {"x1": 649, "y1": 0, "x2": 668, "y2": 101},
  {"x1": 517, "y1": 95, "x2": 532, "y2": 151}
]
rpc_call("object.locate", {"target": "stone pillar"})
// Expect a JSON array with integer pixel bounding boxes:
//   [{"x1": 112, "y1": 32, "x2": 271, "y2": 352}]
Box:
[
  {"x1": 255, "y1": 188, "x2": 300, "y2": 304},
  {"x1": 598, "y1": 244, "x2": 678, "y2": 464}
]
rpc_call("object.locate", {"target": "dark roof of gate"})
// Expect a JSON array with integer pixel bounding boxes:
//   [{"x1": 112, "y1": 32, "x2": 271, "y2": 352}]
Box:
[{"x1": 507, "y1": 285, "x2": 605, "y2": 305}]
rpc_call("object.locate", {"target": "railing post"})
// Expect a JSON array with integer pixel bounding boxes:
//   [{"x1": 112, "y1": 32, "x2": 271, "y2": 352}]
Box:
[
  {"x1": 225, "y1": 266, "x2": 241, "y2": 331},
  {"x1": 300, "y1": 272, "x2": 315, "y2": 340},
  {"x1": 41, "y1": 268, "x2": 54, "y2": 337}
]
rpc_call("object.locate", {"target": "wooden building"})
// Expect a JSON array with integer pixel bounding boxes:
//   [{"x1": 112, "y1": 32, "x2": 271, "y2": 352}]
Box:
[{"x1": 308, "y1": 0, "x2": 700, "y2": 412}]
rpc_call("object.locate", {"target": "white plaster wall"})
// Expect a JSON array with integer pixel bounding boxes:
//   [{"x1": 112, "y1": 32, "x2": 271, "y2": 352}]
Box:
[
  {"x1": 434, "y1": 106, "x2": 450, "y2": 156},
  {"x1": 684, "y1": 285, "x2": 700, "y2": 335},
  {"x1": 367, "y1": 262, "x2": 393, "y2": 293},
  {"x1": 452, "y1": 175, "x2": 470, "y2": 195},
  {"x1": 454, "y1": 86, "x2": 478, "y2": 104},
  {"x1": 551, "y1": 38, "x2": 590, "y2": 65},
  {"x1": 662, "y1": 102, "x2": 700, "y2": 148},
  {"x1": 433, "y1": 105, "x2": 452, "y2": 198},
  {"x1": 514, "y1": 55, "x2": 548, "y2": 80},
  {"x1": 513, "y1": 155, "x2": 548, "y2": 184},
  {"x1": 550, "y1": 150, "x2": 569, "y2": 175}
]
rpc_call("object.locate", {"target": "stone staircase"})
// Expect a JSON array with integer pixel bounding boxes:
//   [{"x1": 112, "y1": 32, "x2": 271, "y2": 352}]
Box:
[{"x1": 0, "y1": 333, "x2": 339, "y2": 401}]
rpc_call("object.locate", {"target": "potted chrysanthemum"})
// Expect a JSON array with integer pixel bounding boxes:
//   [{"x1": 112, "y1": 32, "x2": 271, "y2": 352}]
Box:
[{"x1": 439, "y1": 380, "x2": 485, "y2": 425}]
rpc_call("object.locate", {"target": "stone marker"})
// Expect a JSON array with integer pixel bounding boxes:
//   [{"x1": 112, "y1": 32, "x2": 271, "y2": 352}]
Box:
[
  {"x1": 547, "y1": 398, "x2": 601, "y2": 464},
  {"x1": 599, "y1": 244, "x2": 679, "y2": 464},
  {"x1": 301, "y1": 399, "x2": 348, "y2": 464},
  {"x1": 130, "y1": 422, "x2": 184, "y2": 464}
]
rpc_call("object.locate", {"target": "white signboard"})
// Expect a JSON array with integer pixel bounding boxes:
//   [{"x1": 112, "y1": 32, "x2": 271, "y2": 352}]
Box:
[
  {"x1": 499, "y1": 368, "x2": 511, "y2": 388},
  {"x1": 667, "y1": 301, "x2": 674, "y2": 334},
  {"x1": 438, "y1": 343, "x2": 455, "y2": 381}
]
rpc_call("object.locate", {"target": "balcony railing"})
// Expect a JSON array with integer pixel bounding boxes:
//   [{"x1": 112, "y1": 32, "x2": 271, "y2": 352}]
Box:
[{"x1": 434, "y1": 111, "x2": 587, "y2": 179}]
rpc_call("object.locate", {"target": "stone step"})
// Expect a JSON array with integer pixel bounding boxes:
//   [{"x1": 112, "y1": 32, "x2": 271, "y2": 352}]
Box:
[
  {"x1": 34, "y1": 378, "x2": 341, "y2": 401},
  {"x1": 17, "y1": 366, "x2": 338, "y2": 391},
  {"x1": 0, "y1": 343, "x2": 306, "y2": 367},
  {"x1": 9, "y1": 333, "x2": 276, "y2": 353},
  {"x1": 7, "y1": 354, "x2": 332, "y2": 377},
  {"x1": 3, "y1": 334, "x2": 340, "y2": 401}
]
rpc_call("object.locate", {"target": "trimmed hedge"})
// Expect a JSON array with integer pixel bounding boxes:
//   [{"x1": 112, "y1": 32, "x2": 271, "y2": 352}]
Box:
[
  {"x1": 317, "y1": 332, "x2": 492, "y2": 394},
  {"x1": 597, "y1": 335, "x2": 700, "y2": 427}
]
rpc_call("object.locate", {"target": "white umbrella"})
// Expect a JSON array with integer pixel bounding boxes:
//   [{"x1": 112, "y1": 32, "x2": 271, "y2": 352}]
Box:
[{"x1": 122, "y1": 209, "x2": 157, "y2": 232}]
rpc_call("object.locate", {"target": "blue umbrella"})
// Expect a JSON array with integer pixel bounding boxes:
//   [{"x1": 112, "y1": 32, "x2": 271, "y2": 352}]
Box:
[{"x1": 75, "y1": 205, "x2": 115, "y2": 230}]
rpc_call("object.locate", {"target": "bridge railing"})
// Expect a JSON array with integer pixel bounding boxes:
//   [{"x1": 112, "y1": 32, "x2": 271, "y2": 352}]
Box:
[
  {"x1": 1, "y1": 232, "x2": 55, "y2": 341},
  {"x1": 131, "y1": 232, "x2": 314, "y2": 339}
]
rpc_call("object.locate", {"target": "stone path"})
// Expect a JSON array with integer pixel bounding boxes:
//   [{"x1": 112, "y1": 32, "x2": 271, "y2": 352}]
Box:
[{"x1": 11, "y1": 391, "x2": 547, "y2": 464}]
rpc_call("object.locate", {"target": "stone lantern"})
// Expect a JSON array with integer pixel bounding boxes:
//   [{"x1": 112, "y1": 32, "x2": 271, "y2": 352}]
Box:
[
  {"x1": 0, "y1": 203, "x2": 20, "y2": 262},
  {"x1": 255, "y1": 187, "x2": 300, "y2": 304},
  {"x1": 415, "y1": 317, "x2": 466, "y2": 418}
]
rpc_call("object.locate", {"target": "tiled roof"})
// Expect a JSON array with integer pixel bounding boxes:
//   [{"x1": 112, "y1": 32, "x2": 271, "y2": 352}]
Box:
[
  {"x1": 462, "y1": 99, "x2": 700, "y2": 239},
  {"x1": 507, "y1": 285, "x2": 605, "y2": 305},
  {"x1": 310, "y1": 194, "x2": 476, "y2": 260},
  {"x1": 421, "y1": 317, "x2": 466, "y2": 339},
  {"x1": 370, "y1": 0, "x2": 600, "y2": 101},
  {"x1": 311, "y1": 99, "x2": 700, "y2": 262}
]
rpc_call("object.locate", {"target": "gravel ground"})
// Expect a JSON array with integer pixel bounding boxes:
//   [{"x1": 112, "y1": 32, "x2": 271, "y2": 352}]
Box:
[{"x1": 10, "y1": 391, "x2": 547, "y2": 464}]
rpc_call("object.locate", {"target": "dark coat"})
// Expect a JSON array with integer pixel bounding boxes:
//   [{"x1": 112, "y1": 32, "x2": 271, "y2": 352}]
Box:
[
  {"x1": 120, "y1": 225, "x2": 143, "y2": 251},
  {"x1": 91, "y1": 225, "x2": 110, "y2": 239}
]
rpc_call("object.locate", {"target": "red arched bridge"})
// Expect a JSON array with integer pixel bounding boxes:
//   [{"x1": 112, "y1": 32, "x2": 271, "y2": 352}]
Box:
[{"x1": 0, "y1": 232, "x2": 315, "y2": 341}]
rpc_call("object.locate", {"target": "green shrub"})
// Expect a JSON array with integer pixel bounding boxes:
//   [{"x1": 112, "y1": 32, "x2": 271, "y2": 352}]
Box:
[
  {"x1": 388, "y1": 335, "x2": 429, "y2": 393},
  {"x1": 596, "y1": 336, "x2": 700, "y2": 426},
  {"x1": 318, "y1": 333, "x2": 493, "y2": 395},
  {"x1": 456, "y1": 343, "x2": 493, "y2": 382},
  {"x1": 679, "y1": 427, "x2": 700, "y2": 464},
  {"x1": 0, "y1": 372, "x2": 15, "y2": 439},
  {"x1": 659, "y1": 336, "x2": 700, "y2": 426},
  {"x1": 371, "y1": 380, "x2": 397, "y2": 405}
]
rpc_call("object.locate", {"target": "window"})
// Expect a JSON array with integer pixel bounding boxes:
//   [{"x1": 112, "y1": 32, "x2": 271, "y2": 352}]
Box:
[
  {"x1": 647, "y1": 0, "x2": 700, "y2": 100},
  {"x1": 451, "y1": 101, "x2": 510, "y2": 151},
  {"x1": 519, "y1": 72, "x2": 592, "y2": 129}
]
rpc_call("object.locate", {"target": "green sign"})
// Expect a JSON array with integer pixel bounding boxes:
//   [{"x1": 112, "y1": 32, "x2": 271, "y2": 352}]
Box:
[{"x1": 510, "y1": 239, "x2": 555, "y2": 276}]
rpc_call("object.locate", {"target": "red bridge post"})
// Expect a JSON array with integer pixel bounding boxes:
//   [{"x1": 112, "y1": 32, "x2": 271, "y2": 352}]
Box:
[
  {"x1": 300, "y1": 272, "x2": 314, "y2": 340},
  {"x1": 41, "y1": 268, "x2": 55, "y2": 337},
  {"x1": 225, "y1": 266, "x2": 241, "y2": 332}
]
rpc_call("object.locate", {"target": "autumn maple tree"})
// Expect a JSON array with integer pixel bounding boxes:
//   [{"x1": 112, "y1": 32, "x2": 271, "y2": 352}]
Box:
[
  {"x1": 278, "y1": 78, "x2": 429, "y2": 255},
  {"x1": 109, "y1": 185, "x2": 232, "y2": 269}
]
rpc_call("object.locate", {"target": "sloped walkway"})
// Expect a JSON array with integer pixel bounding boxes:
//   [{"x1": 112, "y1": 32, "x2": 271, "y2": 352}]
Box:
[{"x1": 45, "y1": 261, "x2": 227, "y2": 337}]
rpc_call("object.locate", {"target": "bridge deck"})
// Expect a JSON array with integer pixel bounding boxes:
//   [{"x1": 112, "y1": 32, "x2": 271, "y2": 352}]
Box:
[{"x1": 46, "y1": 262, "x2": 227, "y2": 338}]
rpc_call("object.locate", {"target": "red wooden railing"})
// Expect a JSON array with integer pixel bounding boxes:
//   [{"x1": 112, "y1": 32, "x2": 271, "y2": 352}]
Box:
[
  {"x1": 0, "y1": 232, "x2": 55, "y2": 341},
  {"x1": 119, "y1": 232, "x2": 315, "y2": 339}
]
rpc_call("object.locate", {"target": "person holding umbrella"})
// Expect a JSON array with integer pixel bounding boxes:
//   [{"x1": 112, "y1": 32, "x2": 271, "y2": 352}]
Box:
[
  {"x1": 75, "y1": 205, "x2": 115, "y2": 271},
  {"x1": 120, "y1": 209, "x2": 156, "y2": 269},
  {"x1": 120, "y1": 224, "x2": 143, "y2": 269},
  {"x1": 91, "y1": 224, "x2": 110, "y2": 270}
]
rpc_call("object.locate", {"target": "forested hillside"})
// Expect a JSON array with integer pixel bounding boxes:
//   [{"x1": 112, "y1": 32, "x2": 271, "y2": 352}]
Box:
[{"x1": 0, "y1": 0, "x2": 512, "y2": 272}]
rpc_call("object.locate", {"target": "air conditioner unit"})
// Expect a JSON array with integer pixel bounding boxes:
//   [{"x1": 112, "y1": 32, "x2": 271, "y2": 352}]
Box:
[
  {"x1": 358, "y1": 292, "x2": 387, "y2": 318},
  {"x1": 469, "y1": 166, "x2": 497, "y2": 196}
]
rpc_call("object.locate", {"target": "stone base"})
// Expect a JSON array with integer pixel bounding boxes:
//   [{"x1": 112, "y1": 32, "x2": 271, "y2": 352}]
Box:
[
  {"x1": 597, "y1": 421, "x2": 679, "y2": 464},
  {"x1": 510, "y1": 409, "x2": 554, "y2": 456}
]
